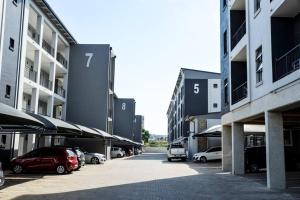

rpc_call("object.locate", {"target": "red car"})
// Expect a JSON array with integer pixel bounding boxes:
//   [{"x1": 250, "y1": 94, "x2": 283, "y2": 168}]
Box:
[{"x1": 10, "y1": 147, "x2": 78, "y2": 174}]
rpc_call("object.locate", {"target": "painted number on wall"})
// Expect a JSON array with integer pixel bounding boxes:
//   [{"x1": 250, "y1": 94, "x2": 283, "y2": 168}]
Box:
[
  {"x1": 85, "y1": 53, "x2": 94, "y2": 68},
  {"x1": 194, "y1": 83, "x2": 199, "y2": 94},
  {"x1": 122, "y1": 103, "x2": 126, "y2": 110}
]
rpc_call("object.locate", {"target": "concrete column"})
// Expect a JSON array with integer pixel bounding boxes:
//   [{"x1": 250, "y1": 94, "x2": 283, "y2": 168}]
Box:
[
  {"x1": 222, "y1": 125, "x2": 232, "y2": 172},
  {"x1": 47, "y1": 96, "x2": 54, "y2": 117},
  {"x1": 31, "y1": 88, "x2": 39, "y2": 114},
  {"x1": 265, "y1": 111, "x2": 286, "y2": 189},
  {"x1": 232, "y1": 122, "x2": 244, "y2": 175},
  {"x1": 49, "y1": 62, "x2": 56, "y2": 92}
]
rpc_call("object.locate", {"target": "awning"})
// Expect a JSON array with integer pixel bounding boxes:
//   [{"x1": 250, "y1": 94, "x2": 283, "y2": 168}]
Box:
[
  {"x1": 93, "y1": 128, "x2": 114, "y2": 139},
  {"x1": 194, "y1": 124, "x2": 266, "y2": 138},
  {"x1": 74, "y1": 124, "x2": 103, "y2": 138},
  {"x1": 112, "y1": 135, "x2": 141, "y2": 146},
  {"x1": 0, "y1": 103, "x2": 45, "y2": 132},
  {"x1": 28, "y1": 114, "x2": 81, "y2": 135}
]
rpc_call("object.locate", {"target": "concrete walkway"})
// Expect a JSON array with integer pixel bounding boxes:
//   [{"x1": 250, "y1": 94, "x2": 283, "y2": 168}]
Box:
[{"x1": 0, "y1": 153, "x2": 298, "y2": 200}]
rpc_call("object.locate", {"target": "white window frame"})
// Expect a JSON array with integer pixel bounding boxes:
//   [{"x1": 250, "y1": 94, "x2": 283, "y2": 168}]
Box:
[{"x1": 255, "y1": 46, "x2": 263, "y2": 84}]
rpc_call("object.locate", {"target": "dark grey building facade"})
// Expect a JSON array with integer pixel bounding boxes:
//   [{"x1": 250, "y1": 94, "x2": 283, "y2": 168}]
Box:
[
  {"x1": 167, "y1": 68, "x2": 221, "y2": 143},
  {"x1": 66, "y1": 44, "x2": 115, "y2": 158},
  {"x1": 220, "y1": 0, "x2": 230, "y2": 114},
  {"x1": 113, "y1": 97, "x2": 136, "y2": 140},
  {"x1": 133, "y1": 115, "x2": 144, "y2": 143}
]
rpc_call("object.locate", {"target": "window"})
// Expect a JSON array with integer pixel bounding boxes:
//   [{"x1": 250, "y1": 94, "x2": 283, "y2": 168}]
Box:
[
  {"x1": 254, "y1": 0, "x2": 261, "y2": 13},
  {"x1": 223, "y1": 0, "x2": 227, "y2": 8},
  {"x1": 284, "y1": 130, "x2": 293, "y2": 146},
  {"x1": 213, "y1": 103, "x2": 218, "y2": 108},
  {"x1": 213, "y1": 83, "x2": 218, "y2": 88},
  {"x1": 223, "y1": 30, "x2": 228, "y2": 56},
  {"x1": 255, "y1": 46, "x2": 263, "y2": 84},
  {"x1": 9, "y1": 38, "x2": 15, "y2": 51},
  {"x1": 5, "y1": 85, "x2": 11, "y2": 98},
  {"x1": 224, "y1": 79, "x2": 229, "y2": 105},
  {"x1": 1, "y1": 135, "x2": 7, "y2": 145},
  {"x1": 12, "y1": 0, "x2": 18, "y2": 6}
]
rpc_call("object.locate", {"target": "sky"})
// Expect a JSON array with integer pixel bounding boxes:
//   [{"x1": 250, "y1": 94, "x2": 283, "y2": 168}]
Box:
[{"x1": 47, "y1": 0, "x2": 221, "y2": 135}]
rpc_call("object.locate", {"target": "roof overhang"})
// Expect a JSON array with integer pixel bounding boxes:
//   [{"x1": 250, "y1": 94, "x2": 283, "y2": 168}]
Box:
[
  {"x1": 33, "y1": 0, "x2": 77, "y2": 45},
  {"x1": 93, "y1": 128, "x2": 114, "y2": 139},
  {"x1": 74, "y1": 124, "x2": 103, "y2": 138}
]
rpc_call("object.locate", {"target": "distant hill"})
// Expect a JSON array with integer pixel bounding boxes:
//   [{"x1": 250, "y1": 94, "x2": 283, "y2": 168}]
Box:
[{"x1": 149, "y1": 134, "x2": 168, "y2": 141}]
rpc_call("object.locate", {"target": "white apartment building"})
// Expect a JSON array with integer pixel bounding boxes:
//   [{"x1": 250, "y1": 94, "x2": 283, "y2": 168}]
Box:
[
  {"x1": 221, "y1": 0, "x2": 300, "y2": 189},
  {"x1": 0, "y1": 0, "x2": 76, "y2": 156}
]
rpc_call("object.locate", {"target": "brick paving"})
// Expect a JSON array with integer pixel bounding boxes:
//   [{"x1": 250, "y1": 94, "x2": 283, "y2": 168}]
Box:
[{"x1": 0, "y1": 153, "x2": 297, "y2": 200}]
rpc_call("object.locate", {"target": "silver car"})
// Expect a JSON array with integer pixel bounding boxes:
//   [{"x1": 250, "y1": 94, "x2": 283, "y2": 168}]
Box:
[
  {"x1": 0, "y1": 162, "x2": 4, "y2": 187},
  {"x1": 84, "y1": 152, "x2": 106, "y2": 164}
]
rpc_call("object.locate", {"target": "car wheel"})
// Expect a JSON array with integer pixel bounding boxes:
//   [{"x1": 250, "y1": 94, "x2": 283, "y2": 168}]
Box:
[
  {"x1": 200, "y1": 156, "x2": 207, "y2": 163},
  {"x1": 249, "y1": 164, "x2": 259, "y2": 173},
  {"x1": 91, "y1": 157, "x2": 99, "y2": 164},
  {"x1": 117, "y1": 154, "x2": 121, "y2": 158},
  {"x1": 12, "y1": 165, "x2": 23, "y2": 174},
  {"x1": 56, "y1": 165, "x2": 66, "y2": 174},
  {"x1": 168, "y1": 158, "x2": 172, "y2": 162}
]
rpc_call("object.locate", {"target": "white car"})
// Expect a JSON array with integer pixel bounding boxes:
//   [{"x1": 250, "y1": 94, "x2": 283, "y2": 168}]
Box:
[
  {"x1": 84, "y1": 152, "x2": 106, "y2": 164},
  {"x1": 167, "y1": 144, "x2": 187, "y2": 162},
  {"x1": 0, "y1": 162, "x2": 4, "y2": 187},
  {"x1": 193, "y1": 146, "x2": 222, "y2": 163},
  {"x1": 111, "y1": 147, "x2": 124, "y2": 158}
]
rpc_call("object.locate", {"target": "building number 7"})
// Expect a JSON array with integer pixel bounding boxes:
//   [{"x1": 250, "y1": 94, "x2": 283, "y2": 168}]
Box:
[{"x1": 85, "y1": 53, "x2": 94, "y2": 68}]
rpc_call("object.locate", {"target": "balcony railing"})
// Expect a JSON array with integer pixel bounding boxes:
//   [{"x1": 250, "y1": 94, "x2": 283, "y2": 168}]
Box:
[
  {"x1": 55, "y1": 85, "x2": 66, "y2": 98},
  {"x1": 42, "y1": 40, "x2": 55, "y2": 56},
  {"x1": 231, "y1": 21, "x2": 246, "y2": 50},
  {"x1": 231, "y1": 82, "x2": 247, "y2": 105},
  {"x1": 24, "y1": 64, "x2": 37, "y2": 82},
  {"x1": 27, "y1": 24, "x2": 40, "y2": 44},
  {"x1": 57, "y1": 52, "x2": 68, "y2": 69},
  {"x1": 22, "y1": 107, "x2": 34, "y2": 113},
  {"x1": 40, "y1": 78, "x2": 53, "y2": 90},
  {"x1": 274, "y1": 44, "x2": 300, "y2": 82}
]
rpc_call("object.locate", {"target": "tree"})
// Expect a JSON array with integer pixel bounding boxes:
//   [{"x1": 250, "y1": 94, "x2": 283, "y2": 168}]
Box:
[{"x1": 142, "y1": 129, "x2": 150, "y2": 143}]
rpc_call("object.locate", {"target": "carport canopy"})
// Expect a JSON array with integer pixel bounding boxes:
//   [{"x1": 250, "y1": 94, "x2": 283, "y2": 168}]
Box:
[
  {"x1": 74, "y1": 124, "x2": 103, "y2": 138},
  {"x1": 93, "y1": 128, "x2": 114, "y2": 139},
  {"x1": 112, "y1": 135, "x2": 141, "y2": 146},
  {"x1": 0, "y1": 103, "x2": 45, "y2": 133},
  {"x1": 194, "y1": 124, "x2": 266, "y2": 137},
  {"x1": 28, "y1": 113, "x2": 81, "y2": 136}
]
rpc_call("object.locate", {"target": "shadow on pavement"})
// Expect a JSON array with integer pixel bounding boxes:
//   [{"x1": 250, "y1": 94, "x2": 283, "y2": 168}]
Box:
[{"x1": 9, "y1": 173, "x2": 295, "y2": 200}]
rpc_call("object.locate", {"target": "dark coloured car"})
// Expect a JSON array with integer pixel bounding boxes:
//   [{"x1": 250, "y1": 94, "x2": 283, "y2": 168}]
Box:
[
  {"x1": 245, "y1": 146, "x2": 266, "y2": 173},
  {"x1": 55, "y1": 146, "x2": 85, "y2": 170},
  {"x1": 10, "y1": 147, "x2": 78, "y2": 174}
]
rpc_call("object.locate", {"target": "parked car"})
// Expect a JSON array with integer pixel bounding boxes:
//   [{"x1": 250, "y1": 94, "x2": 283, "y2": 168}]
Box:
[
  {"x1": 193, "y1": 146, "x2": 222, "y2": 163},
  {"x1": 10, "y1": 147, "x2": 78, "y2": 174},
  {"x1": 83, "y1": 150, "x2": 106, "y2": 164},
  {"x1": 0, "y1": 162, "x2": 4, "y2": 187},
  {"x1": 167, "y1": 144, "x2": 187, "y2": 162},
  {"x1": 245, "y1": 146, "x2": 266, "y2": 173},
  {"x1": 55, "y1": 146, "x2": 85, "y2": 170},
  {"x1": 111, "y1": 147, "x2": 124, "y2": 158}
]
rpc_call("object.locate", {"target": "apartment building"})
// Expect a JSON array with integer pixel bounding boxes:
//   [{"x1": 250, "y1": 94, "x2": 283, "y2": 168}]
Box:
[
  {"x1": 66, "y1": 44, "x2": 116, "y2": 158},
  {"x1": 220, "y1": 0, "x2": 300, "y2": 189},
  {"x1": 0, "y1": 0, "x2": 76, "y2": 156},
  {"x1": 167, "y1": 68, "x2": 221, "y2": 158},
  {"x1": 113, "y1": 97, "x2": 136, "y2": 140},
  {"x1": 133, "y1": 115, "x2": 144, "y2": 143}
]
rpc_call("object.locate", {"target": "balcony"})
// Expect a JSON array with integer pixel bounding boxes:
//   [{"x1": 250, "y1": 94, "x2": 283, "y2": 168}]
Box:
[
  {"x1": 27, "y1": 24, "x2": 40, "y2": 44},
  {"x1": 24, "y1": 65, "x2": 37, "y2": 82},
  {"x1": 40, "y1": 78, "x2": 52, "y2": 90},
  {"x1": 42, "y1": 40, "x2": 54, "y2": 57},
  {"x1": 56, "y1": 52, "x2": 68, "y2": 68},
  {"x1": 231, "y1": 21, "x2": 246, "y2": 50},
  {"x1": 55, "y1": 85, "x2": 66, "y2": 98},
  {"x1": 231, "y1": 82, "x2": 247, "y2": 105},
  {"x1": 274, "y1": 44, "x2": 300, "y2": 82},
  {"x1": 22, "y1": 107, "x2": 34, "y2": 113}
]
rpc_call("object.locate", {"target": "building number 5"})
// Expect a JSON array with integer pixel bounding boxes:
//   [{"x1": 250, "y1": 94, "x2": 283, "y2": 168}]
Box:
[
  {"x1": 85, "y1": 53, "x2": 94, "y2": 68},
  {"x1": 194, "y1": 83, "x2": 199, "y2": 94}
]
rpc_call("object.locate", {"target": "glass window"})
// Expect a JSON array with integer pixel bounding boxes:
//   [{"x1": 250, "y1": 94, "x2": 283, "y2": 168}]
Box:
[
  {"x1": 224, "y1": 79, "x2": 229, "y2": 105},
  {"x1": 255, "y1": 46, "x2": 263, "y2": 84},
  {"x1": 213, "y1": 103, "x2": 218, "y2": 108},
  {"x1": 5, "y1": 85, "x2": 11, "y2": 99},
  {"x1": 9, "y1": 38, "x2": 15, "y2": 51},
  {"x1": 223, "y1": 30, "x2": 228, "y2": 56},
  {"x1": 254, "y1": 0, "x2": 261, "y2": 13}
]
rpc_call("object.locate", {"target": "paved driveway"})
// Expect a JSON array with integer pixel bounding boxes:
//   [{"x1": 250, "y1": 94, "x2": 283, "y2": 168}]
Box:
[{"x1": 0, "y1": 153, "x2": 298, "y2": 200}]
